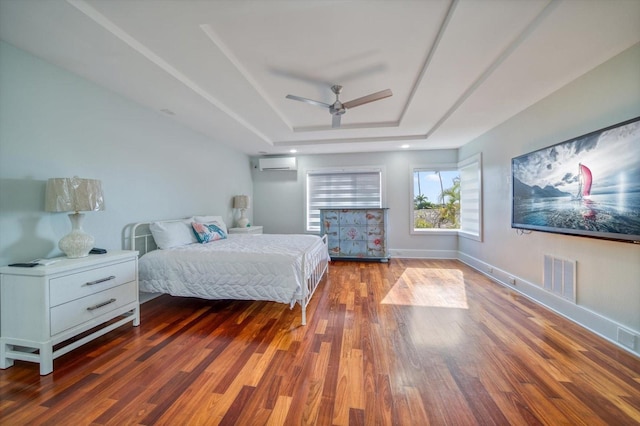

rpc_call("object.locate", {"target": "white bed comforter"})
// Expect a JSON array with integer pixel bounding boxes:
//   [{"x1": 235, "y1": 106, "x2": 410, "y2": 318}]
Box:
[{"x1": 138, "y1": 234, "x2": 327, "y2": 306}]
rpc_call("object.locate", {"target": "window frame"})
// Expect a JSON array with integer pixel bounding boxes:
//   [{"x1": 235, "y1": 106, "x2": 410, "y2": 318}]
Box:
[{"x1": 305, "y1": 166, "x2": 386, "y2": 233}]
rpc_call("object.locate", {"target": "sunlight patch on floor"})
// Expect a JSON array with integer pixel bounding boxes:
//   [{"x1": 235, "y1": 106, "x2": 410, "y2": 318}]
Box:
[{"x1": 381, "y1": 268, "x2": 469, "y2": 309}]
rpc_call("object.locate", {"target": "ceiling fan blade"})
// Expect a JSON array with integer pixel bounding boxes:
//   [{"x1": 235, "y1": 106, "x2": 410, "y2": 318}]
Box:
[
  {"x1": 285, "y1": 94, "x2": 331, "y2": 109},
  {"x1": 332, "y1": 114, "x2": 341, "y2": 128},
  {"x1": 343, "y1": 89, "x2": 393, "y2": 109}
]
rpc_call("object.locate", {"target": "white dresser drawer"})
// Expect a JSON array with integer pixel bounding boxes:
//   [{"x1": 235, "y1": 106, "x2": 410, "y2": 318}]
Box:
[
  {"x1": 50, "y1": 260, "x2": 136, "y2": 307},
  {"x1": 50, "y1": 281, "x2": 137, "y2": 336}
]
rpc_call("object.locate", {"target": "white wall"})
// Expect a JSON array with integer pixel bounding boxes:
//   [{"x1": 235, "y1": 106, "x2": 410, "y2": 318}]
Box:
[
  {"x1": 0, "y1": 42, "x2": 253, "y2": 266},
  {"x1": 252, "y1": 149, "x2": 459, "y2": 257},
  {"x1": 459, "y1": 42, "x2": 640, "y2": 354}
]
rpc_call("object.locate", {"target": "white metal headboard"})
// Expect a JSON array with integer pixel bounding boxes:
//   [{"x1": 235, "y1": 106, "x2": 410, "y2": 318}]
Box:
[{"x1": 131, "y1": 221, "x2": 157, "y2": 257}]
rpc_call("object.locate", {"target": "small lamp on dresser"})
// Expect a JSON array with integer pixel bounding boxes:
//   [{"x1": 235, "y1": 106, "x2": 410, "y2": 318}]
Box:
[
  {"x1": 233, "y1": 195, "x2": 250, "y2": 228},
  {"x1": 45, "y1": 176, "x2": 105, "y2": 258}
]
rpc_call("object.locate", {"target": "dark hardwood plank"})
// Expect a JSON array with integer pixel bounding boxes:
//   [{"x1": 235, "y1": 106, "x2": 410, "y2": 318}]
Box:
[{"x1": 1, "y1": 259, "x2": 639, "y2": 425}]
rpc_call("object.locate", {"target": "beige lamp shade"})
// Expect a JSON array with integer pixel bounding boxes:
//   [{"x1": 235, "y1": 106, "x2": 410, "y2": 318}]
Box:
[
  {"x1": 45, "y1": 176, "x2": 105, "y2": 258},
  {"x1": 233, "y1": 195, "x2": 249, "y2": 209},
  {"x1": 45, "y1": 177, "x2": 105, "y2": 213}
]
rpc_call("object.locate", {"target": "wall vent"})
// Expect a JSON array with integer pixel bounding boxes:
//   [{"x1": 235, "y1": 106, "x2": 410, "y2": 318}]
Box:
[{"x1": 543, "y1": 255, "x2": 576, "y2": 303}]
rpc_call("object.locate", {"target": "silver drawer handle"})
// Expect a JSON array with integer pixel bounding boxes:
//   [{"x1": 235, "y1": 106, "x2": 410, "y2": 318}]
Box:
[
  {"x1": 86, "y1": 298, "x2": 116, "y2": 311},
  {"x1": 86, "y1": 276, "x2": 116, "y2": 286}
]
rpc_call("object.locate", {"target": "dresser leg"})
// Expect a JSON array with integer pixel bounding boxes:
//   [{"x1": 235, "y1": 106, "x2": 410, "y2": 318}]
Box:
[
  {"x1": 133, "y1": 307, "x2": 140, "y2": 327},
  {"x1": 39, "y1": 345, "x2": 53, "y2": 375},
  {"x1": 0, "y1": 341, "x2": 15, "y2": 369}
]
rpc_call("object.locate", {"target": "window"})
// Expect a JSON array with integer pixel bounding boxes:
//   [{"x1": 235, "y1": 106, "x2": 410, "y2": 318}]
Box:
[
  {"x1": 413, "y1": 167, "x2": 460, "y2": 231},
  {"x1": 411, "y1": 154, "x2": 482, "y2": 239},
  {"x1": 306, "y1": 169, "x2": 382, "y2": 232}
]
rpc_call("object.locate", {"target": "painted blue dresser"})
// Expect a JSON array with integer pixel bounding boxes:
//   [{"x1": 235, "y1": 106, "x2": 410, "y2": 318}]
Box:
[{"x1": 320, "y1": 208, "x2": 389, "y2": 262}]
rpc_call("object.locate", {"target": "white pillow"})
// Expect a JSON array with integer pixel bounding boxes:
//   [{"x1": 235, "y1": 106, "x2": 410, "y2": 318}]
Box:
[
  {"x1": 194, "y1": 215, "x2": 228, "y2": 234},
  {"x1": 149, "y1": 218, "x2": 197, "y2": 249}
]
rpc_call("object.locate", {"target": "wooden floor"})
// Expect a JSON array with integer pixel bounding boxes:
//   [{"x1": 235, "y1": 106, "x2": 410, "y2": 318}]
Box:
[{"x1": 1, "y1": 259, "x2": 639, "y2": 425}]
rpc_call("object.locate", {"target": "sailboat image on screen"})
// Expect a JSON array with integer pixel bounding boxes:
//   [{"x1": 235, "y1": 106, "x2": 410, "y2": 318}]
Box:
[{"x1": 575, "y1": 163, "x2": 592, "y2": 200}]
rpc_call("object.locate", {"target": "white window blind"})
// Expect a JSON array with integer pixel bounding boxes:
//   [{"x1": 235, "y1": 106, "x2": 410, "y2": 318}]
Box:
[
  {"x1": 459, "y1": 155, "x2": 482, "y2": 239},
  {"x1": 307, "y1": 170, "x2": 382, "y2": 232}
]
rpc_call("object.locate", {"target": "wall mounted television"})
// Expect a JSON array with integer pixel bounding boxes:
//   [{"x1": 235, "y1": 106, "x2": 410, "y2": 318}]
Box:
[{"x1": 511, "y1": 116, "x2": 640, "y2": 244}]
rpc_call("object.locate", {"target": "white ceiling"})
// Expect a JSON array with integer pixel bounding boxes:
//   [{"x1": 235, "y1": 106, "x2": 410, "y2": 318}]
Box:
[{"x1": 1, "y1": 0, "x2": 639, "y2": 156}]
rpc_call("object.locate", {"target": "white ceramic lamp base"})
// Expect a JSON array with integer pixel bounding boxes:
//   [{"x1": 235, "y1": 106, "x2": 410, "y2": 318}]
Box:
[
  {"x1": 59, "y1": 213, "x2": 94, "y2": 258},
  {"x1": 236, "y1": 209, "x2": 250, "y2": 228}
]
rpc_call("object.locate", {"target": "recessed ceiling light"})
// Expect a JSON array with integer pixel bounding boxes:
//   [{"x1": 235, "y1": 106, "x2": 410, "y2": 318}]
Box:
[
  {"x1": 401, "y1": 144, "x2": 410, "y2": 149},
  {"x1": 289, "y1": 149, "x2": 297, "y2": 153}
]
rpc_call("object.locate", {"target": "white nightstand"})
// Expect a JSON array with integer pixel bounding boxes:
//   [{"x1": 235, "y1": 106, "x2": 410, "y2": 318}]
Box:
[
  {"x1": 228, "y1": 226, "x2": 263, "y2": 235},
  {"x1": 0, "y1": 250, "x2": 139, "y2": 375}
]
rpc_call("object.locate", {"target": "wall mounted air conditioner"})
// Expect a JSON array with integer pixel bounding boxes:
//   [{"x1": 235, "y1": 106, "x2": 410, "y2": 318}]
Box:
[{"x1": 258, "y1": 157, "x2": 297, "y2": 171}]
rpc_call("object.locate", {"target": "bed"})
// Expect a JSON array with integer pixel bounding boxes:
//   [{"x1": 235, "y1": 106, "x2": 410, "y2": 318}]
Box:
[{"x1": 131, "y1": 216, "x2": 329, "y2": 325}]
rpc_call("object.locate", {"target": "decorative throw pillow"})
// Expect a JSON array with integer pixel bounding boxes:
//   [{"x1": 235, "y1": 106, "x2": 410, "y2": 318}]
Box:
[
  {"x1": 194, "y1": 215, "x2": 228, "y2": 234},
  {"x1": 191, "y1": 222, "x2": 227, "y2": 243}
]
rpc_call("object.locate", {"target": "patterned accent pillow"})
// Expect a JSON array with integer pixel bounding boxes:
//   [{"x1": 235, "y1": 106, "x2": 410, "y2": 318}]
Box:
[
  {"x1": 191, "y1": 222, "x2": 227, "y2": 244},
  {"x1": 194, "y1": 215, "x2": 228, "y2": 234}
]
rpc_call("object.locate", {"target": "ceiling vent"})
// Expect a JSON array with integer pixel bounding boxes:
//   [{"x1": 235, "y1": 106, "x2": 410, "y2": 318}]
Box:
[{"x1": 258, "y1": 157, "x2": 297, "y2": 171}]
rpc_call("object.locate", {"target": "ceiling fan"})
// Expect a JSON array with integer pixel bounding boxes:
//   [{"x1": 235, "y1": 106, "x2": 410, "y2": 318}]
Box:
[{"x1": 286, "y1": 85, "x2": 392, "y2": 128}]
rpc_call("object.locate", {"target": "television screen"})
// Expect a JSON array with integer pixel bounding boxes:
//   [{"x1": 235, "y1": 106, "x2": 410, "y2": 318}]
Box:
[{"x1": 511, "y1": 116, "x2": 640, "y2": 243}]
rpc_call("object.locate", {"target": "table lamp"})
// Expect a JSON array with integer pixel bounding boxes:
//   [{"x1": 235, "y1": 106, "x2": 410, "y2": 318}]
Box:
[
  {"x1": 233, "y1": 195, "x2": 250, "y2": 228},
  {"x1": 45, "y1": 176, "x2": 105, "y2": 258}
]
